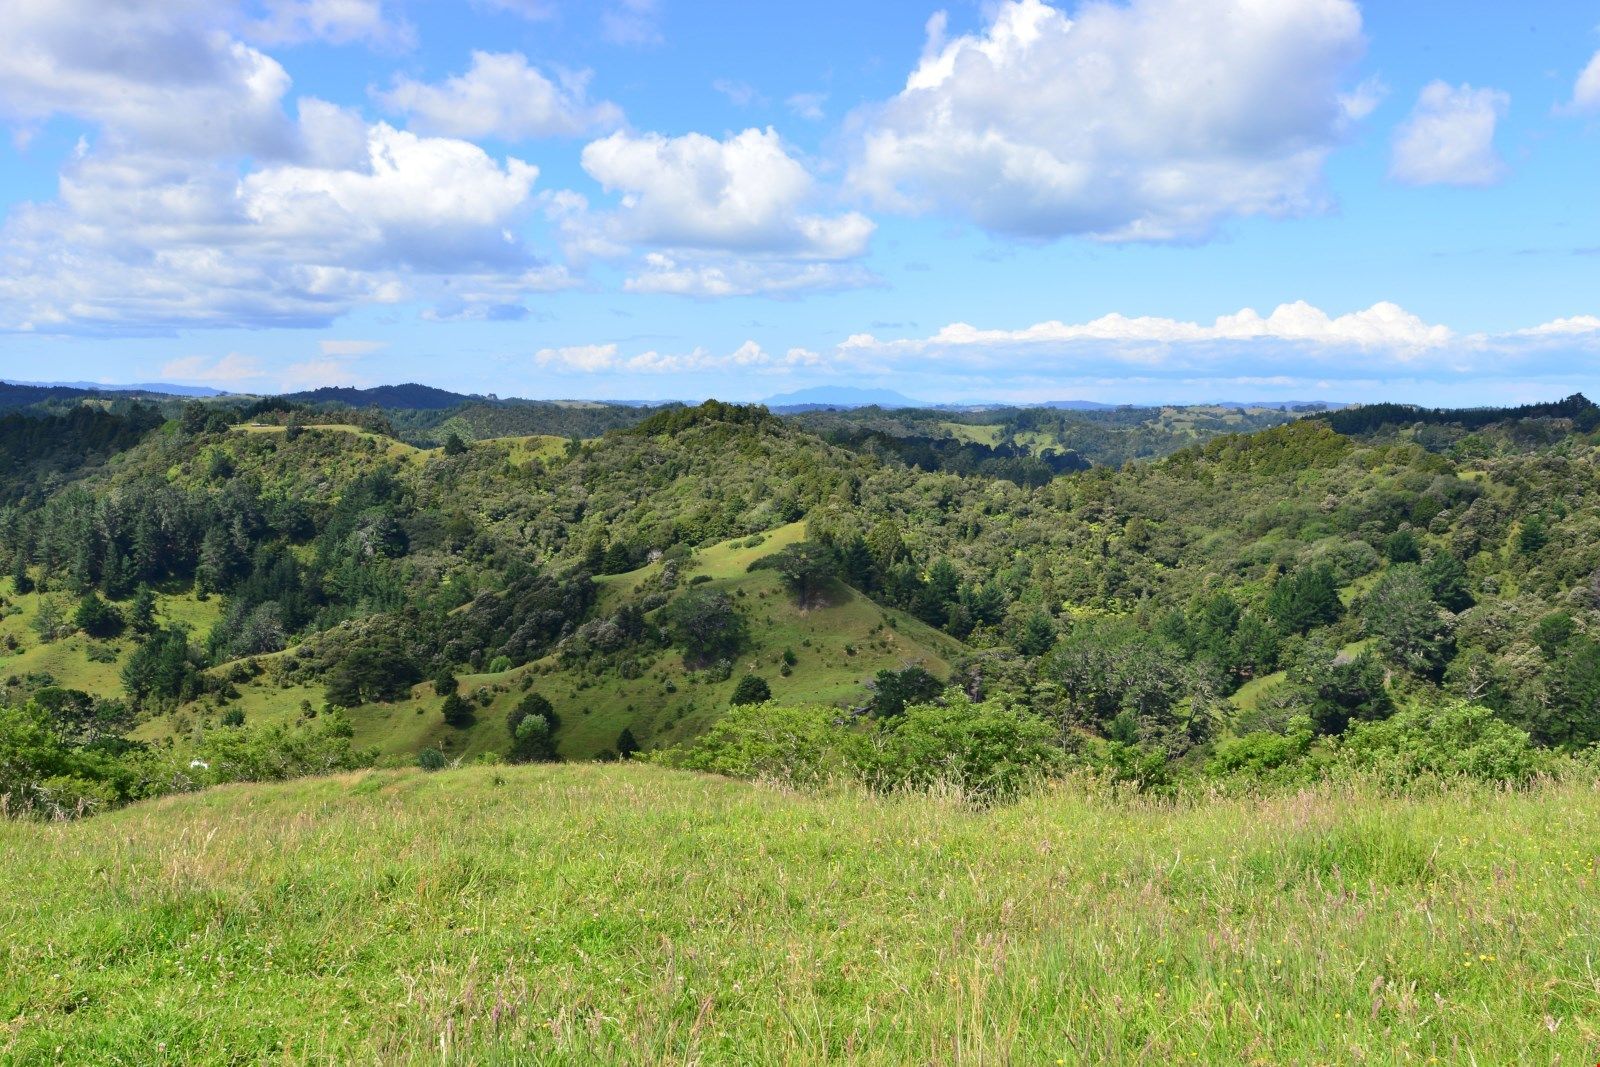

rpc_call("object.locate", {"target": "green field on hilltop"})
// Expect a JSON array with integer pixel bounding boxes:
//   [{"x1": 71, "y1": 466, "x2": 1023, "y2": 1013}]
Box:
[{"x1": 3, "y1": 765, "x2": 1597, "y2": 1064}]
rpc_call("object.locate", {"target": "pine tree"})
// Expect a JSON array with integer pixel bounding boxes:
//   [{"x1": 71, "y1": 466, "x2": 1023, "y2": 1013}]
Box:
[
  {"x1": 10, "y1": 553, "x2": 32, "y2": 595},
  {"x1": 129, "y1": 585, "x2": 158, "y2": 634}
]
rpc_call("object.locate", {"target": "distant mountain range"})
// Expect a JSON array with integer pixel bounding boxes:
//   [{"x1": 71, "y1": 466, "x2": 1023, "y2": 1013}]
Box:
[
  {"x1": 0, "y1": 376, "x2": 1353, "y2": 414},
  {"x1": 763, "y1": 386, "x2": 926, "y2": 411},
  {"x1": 1, "y1": 379, "x2": 224, "y2": 397}
]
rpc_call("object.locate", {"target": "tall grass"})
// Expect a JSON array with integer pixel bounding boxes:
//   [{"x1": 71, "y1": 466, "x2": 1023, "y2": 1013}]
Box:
[{"x1": 2, "y1": 764, "x2": 1597, "y2": 1063}]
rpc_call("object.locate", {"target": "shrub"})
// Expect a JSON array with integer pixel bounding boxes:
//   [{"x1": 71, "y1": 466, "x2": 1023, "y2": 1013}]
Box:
[
  {"x1": 442, "y1": 693, "x2": 474, "y2": 728},
  {"x1": 417, "y1": 748, "x2": 448, "y2": 771},
  {"x1": 730, "y1": 675, "x2": 771, "y2": 706},
  {"x1": 196, "y1": 712, "x2": 374, "y2": 785},
  {"x1": 1206, "y1": 717, "x2": 1318, "y2": 785},
  {"x1": 659, "y1": 694, "x2": 1061, "y2": 803},
  {"x1": 73, "y1": 594, "x2": 124, "y2": 639},
  {"x1": 507, "y1": 692, "x2": 559, "y2": 763},
  {"x1": 862, "y1": 694, "x2": 1062, "y2": 802},
  {"x1": 656, "y1": 702, "x2": 854, "y2": 787},
  {"x1": 1335, "y1": 702, "x2": 1546, "y2": 784}
]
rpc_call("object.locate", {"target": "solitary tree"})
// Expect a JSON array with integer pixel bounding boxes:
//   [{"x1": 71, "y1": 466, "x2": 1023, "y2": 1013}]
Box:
[
  {"x1": 730, "y1": 674, "x2": 771, "y2": 706},
  {"x1": 442, "y1": 692, "x2": 475, "y2": 728},
  {"x1": 772, "y1": 543, "x2": 837, "y2": 608},
  {"x1": 661, "y1": 589, "x2": 747, "y2": 666},
  {"x1": 506, "y1": 692, "x2": 560, "y2": 762},
  {"x1": 73, "y1": 593, "x2": 124, "y2": 639},
  {"x1": 129, "y1": 585, "x2": 158, "y2": 634}
]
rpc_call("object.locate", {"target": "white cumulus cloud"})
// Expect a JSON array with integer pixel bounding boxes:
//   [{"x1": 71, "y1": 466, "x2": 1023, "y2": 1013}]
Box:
[
  {"x1": 562, "y1": 126, "x2": 877, "y2": 297},
  {"x1": 0, "y1": 123, "x2": 564, "y2": 332},
  {"x1": 1390, "y1": 81, "x2": 1509, "y2": 187},
  {"x1": 534, "y1": 343, "x2": 622, "y2": 371},
  {"x1": 379, "y1": 52, "x2": 622, "y2": 140},
  {"x1": 1516, "y1": 316, "x2": 1600, "y2": 337},
  {"x1": 0, "y1": 2, "x2": 571, "y2": 333},
  {"x1": 1574, "y1": 51, "x2": 1600, "y2": 111},
  {"x1": 581, "y1": 127, "x2": 872, "y2": 258},
  {"x1": 0, "y1": 0, "x2": 296, "y2": 157},
  {"x1": 848, "y1": 0, "x2": 1368, "y2": 242}
]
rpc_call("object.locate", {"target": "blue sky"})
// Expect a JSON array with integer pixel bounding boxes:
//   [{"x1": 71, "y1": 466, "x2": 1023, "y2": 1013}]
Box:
[{"x1": 0, "y1": 0, "x2": 1596, "y2": 404}]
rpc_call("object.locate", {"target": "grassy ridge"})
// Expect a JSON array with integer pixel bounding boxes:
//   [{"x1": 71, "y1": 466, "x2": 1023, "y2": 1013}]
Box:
[
  {"x1": 3, "y1": 765, "x2": 1597, "y2": 1063},
  {"x1": 108, "y1": 522, "x2": 961, "y2": 763}
]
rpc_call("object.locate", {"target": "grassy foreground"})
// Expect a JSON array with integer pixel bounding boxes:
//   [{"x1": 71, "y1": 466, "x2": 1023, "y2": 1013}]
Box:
[{"x1": 2, "y1": 766, "x2": 1598, "y2": 1064}]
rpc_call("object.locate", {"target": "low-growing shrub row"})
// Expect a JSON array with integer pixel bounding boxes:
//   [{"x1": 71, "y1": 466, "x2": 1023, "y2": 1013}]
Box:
[
  {"x1": 656, "y1": 693, "x2": 1598, "y2": 803},
  {"x1": 0, "y1": 701, "x2": 372, "y2": 819}
]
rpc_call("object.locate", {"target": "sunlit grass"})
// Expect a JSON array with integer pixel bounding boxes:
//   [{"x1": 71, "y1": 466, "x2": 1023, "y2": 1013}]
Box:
[{"x1": 2, "y1": 765, "x2": 1596, "y2": 1063}]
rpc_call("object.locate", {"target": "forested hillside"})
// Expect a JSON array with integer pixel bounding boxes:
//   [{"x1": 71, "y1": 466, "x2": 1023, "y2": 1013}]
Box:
[{"x1": 3, "y1": 391, "x2": 1600, "y2": 815}]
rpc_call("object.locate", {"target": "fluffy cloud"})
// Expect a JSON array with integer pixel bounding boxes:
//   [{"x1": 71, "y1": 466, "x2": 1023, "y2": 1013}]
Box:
[
  {"x1": 562, "y1": 126, "x2": 876, "y2": 296},
  {"x1": 0, "y1": 0, "x2": 295, "y2": 156},
  {"x1": 581, "y1": 128, "x2": 871, "y2": 257},
  {"x1": 243, "y1": 122, "x2": 539, "y2": 255},
  {"x1": 1516, "y1": 316, "x2": 1600, "y2": 338},
  {"x1": 0, "y1": 2, "x2": 569, "y2": 332},
  {"x1": 1389, "y1": 82, "x2": 1509, "y2": 187},
  {"x1": 533, "y1": 343, "x2": 622, "y2": 372},
  {"x1": 848, "y1": 0, "x2": 1367, "y2": 242},
  {"x1": 0, "y1": 123, "x2": 563, "y2": 332},
  {"x1": 1573, "y1": 51, "x2": 1600, "y2": 111},
  {"x1": 379, "y1": 52, "x2": 622, "y2": 140}
]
